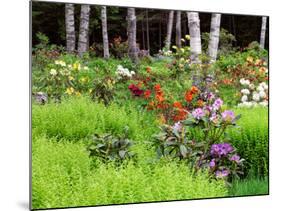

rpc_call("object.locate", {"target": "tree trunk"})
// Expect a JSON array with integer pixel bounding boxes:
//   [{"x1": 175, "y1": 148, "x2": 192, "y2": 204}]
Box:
[
  {"x1": 260, "y1": 16, "x2": 267, "y2": 49},
  {"x1": 127, "y1": 8, "x2": 138, "y2": 63},
  {"x1": 187, "y1": 12, "x2": 202, "y2": 64},
  {"x1": 159, "y1": 14, "x2": 162, "y2": 49},
  {"x1": 78, "y1": 5, "x2": 90, "y2": 57},
  {"x1": 165, "y1": 10, "x2": 174, "y2": 50},
  {"x1": 65, "y1": 4, "x2": 76, "y2": 53},
  {"x1": 146, "y1": 9, "x2": 150, "y2": 53},
  {"x1": 208, "y1": 13, "x2": 221, "y2": 62},
  {"x1": 101, "y1": 6, "x2": 110, "y2": 59},
  {"x1": 142, "y1": 17, "x2": 146, "y2": 49},
  {"x1": 176, "y1": 11, "x2": 182, "y2": 48}
]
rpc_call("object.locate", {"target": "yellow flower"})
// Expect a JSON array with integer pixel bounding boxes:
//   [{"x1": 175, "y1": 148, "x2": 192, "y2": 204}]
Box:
[
  {"x1": 80, "y1": 77, "x2": 87, "y2": 83},
  {"x1": 246, "y1": 56, "x2": 254, "y2": 63},
  {"x1": 65, "y1": 87, "x2": 74, "y2": 95},
  {"x1": 172, "y1": 45, "x2": 177, "y2": 50},
  {"x1": 50, "y1": 69, "x2": 57, "y2": 76},
  {"x1": 75, "y1": 91, "x2": 81, "y2": 97},
  {"x1": 185, "y1": 35, "x2": 190, "y2": 40},
  {"x1": 83, "y1": 66, "x2": 89, "y2": 70},
  {"x1": 180, "y1": 48, "x2": 185, "y2": 53},
  {"x1": 181, "y1": 38, "x2": 185, "y2": 42},
  {"x1": 73, "y1": 62, "x2": 81, "y2": 71},
  {"x1": 68, "y1": 76, "x2": 74, "y2": 81},
  {"x1": 88, "y1": 89, "x2": 93, "y2": 93},
  {"x1": 255, "y1": 59, "x2": 262, "y2": 65}
]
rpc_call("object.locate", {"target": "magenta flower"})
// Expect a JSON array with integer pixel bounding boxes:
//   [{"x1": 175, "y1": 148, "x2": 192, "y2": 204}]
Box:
[
  {"x1": 222, "y1": 110, "x2": 235, "y2": 122},
  {"x1": 209, "y1": 159, "x2": 216, "y2": 168},
  {"x1": 172, "y1": 122, "x2": 182, "y2": 132},
  {"x1": 230, "y1": 154, "x2": 240, "y2": 163},
  {"x1": 215, "y1": 169, "x2": 229, "y2": 178},
  {"x1": 210, "y1": 143, "x2": 234, "y2": 157},
  {"x1": 212, "y1": 98, "x2": 223, "y2": 111},
  {"x1": 192, "y1": 108, "x2": 205, "y2": 120}
]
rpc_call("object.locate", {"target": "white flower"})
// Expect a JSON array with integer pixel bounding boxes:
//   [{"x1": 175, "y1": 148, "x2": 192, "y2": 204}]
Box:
[
  {"x1": 249, "y1": 83, "x2": 255, "y2": 90},
  {"x1": 131, "y1": 71, "x2": 135, "y2": 75},
  {"x1": 83, "y1": 66, "x2": 89, "y2": 70},
  {"x1": 252, "y1": 92, "x2": 260, "y2": 102},
  {"x1": 260, "y1": 82, "x2": 268, "y2": 90},
  {"x1": 241, "y1": 89, "x2": 250, "y2": 95},
  {"x1": 257, "y1": 85, "x2": 264, "y2": 92},
  {"x1": 50, "y1": 69, "x2": 57, "y2": 76},
  {"x1": 259, "y1": 91, "x2": 266, "y2": 99},
  {"x1": 116, "y1": 65, "x2": 135, "y2": 79},
  {"x1": 241, "y1": 95, "x2": 248, "y2": 102},
  {"x1": 240, "y1": 78, "x2": 250, "y2": 86}
]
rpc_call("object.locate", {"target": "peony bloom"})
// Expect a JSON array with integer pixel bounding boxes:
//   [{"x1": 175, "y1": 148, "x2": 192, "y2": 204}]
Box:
[{"x1": 192, "y1": 108, "x2": 204, "y2": 120}]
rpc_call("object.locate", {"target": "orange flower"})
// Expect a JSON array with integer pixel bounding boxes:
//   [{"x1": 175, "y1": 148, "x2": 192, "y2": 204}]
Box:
[
  {"x1": 156, "y1": 94, "x2": 164, "y2": 102},
  {"x1": 173, "y1": 109, "x2": 188, "y2": 122},
  {"x1": 197, "y1": 100, "x2": 204, "y2": 107},
  {"x1": 144, "y1": 90, "x2": 151, "y2": 99},
  {"x1": 146, "y1": 66, "x2": 152, "y2": 73},
  {"x1": 137, "y1": 81, "x2": 143, "y2": 88},
  {"x1": 173, "y1": 101, "x2": 182, "y2": 109},
  {"x1": 190, "y1": 86, "x2": 199, "y2": 94},
  {"x1": 154, "y1": 84, "x2": 161, "y2": 92},
  {"x1": 147, "y1": 101, "x2": 155, "y2": 110},
  {"x1": 185, "y1": 91, "x2": 193, "y2": 102}
]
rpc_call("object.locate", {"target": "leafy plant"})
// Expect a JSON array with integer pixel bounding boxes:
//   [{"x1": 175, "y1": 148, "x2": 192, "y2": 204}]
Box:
[
  {"x1": 91, "y1": 77, "x2": 116, "y2": 105},
  {"x1": 87, "y1": 126, "x2": 135, "y2": 162},
  {"x1": 153, "y1": 123, "x2": 204, "y2": 161}
]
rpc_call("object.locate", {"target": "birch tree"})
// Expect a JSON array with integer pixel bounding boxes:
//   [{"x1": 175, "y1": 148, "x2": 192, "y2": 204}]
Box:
[
  {"x1": 101, "y1": 6, "x2": 110, "y2": 59},
  {"x1": 78, "y1": 5, "x2": 91, "y2": 57},
  {"x1": 165, "y1": 10, "x2": 174, "y2": 50},
  {"x1": 127, "y1": 8, "x2": 138, "y2": 63},
  {"x1": 208, "y1": 13, "x2": 221, "y2": 62},
  {"x1": 260, "y1": 16, "x2": 267, "y2": 49},
  {"x1": 176, "y1": 11, "x2": 182, "y2": 48},
  {"x1": 187, "y1": 12, "x2": 202, "y2": 64},
  {"x1": 65, "y1": 4, "x2": 75, "y2": 53}
]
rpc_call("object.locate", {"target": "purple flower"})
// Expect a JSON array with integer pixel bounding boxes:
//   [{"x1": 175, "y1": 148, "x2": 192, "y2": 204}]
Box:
[
  {"x1": 215, "y1": 169, "x2": 229, "y2": 178},
  {"x1": 207, "y1": 92, "x2": 215, "y2": 100},
  {"x1": 192, "y1": 108, "x2": 205, "y2": 120},
  {"x1": 222, "y1": 110, "x2": 235, "y2": 122},
  {"x1": 230, "y1": 154, "x2": 240, "y2": 163},
  {"x1": 172, "y1": 122, "x2": 182, "y2": 132},
  {"x1": 210, "y1": 143, "x2": 234, "y2": 157},
  {"x1": 212, "y1": 98, "x2": 223, "y2": 111},
  {"x1": 210, "y1": 113, "x2": 218, "y2": 123},
  {"x1": 209, "y1": 159, "x2": 216, "y2": 168}
]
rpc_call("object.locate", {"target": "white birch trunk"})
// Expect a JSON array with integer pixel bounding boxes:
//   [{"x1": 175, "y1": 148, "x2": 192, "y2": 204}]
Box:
[
  {"x1": 260, "y1": 16, "x2": 267, "y2": 49},
  {"x1": 65, "y1": 4, "x2": 75, "y2": 53},
  {"x1": 78, "y1": 5, "x2": 90, "y2": 57},
  {"x1": 101, "y1": 6, "x2": 110, "y2": 59},
  {"x1": 208, "y1": 13, "x2": 221, "y2": 62},
  {"x1": 176, "y1": 11, "x2": 182, "y2": 48},
  {"x1": 165, "y1": 11, "x2": 174, "y2": 50},
  {"x1": 187, "y1": 12, "x2": 202, "y2": 64},
  {"x1": 127, "y1": 8, "x2": 138, "y2": 63}
]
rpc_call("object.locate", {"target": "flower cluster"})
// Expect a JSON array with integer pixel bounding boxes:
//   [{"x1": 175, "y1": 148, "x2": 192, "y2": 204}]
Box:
[
  {"x1": 208, "y1": 143, "x2": 243, "y2": 179},
  {"x1": 128, "y1": 83, "x2": 144, "y2": 96},
  {"x1": 238, "y1": 78, "x2": 268, "y2": 108},
  {"x1": 116, "y1": 65, "x2": 135, "y2": 79}
]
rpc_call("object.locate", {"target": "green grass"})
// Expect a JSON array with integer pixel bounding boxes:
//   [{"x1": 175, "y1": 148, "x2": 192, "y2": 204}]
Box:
[
  {"x1": 32, "y1": 136, "x2": 228, "y2": 209},
  {"x1": 228, "y1": 177, "x2": 269, "y2": 196},
  {"x1": 229, "y1": 107, "x2": 269, "y2": 177}
]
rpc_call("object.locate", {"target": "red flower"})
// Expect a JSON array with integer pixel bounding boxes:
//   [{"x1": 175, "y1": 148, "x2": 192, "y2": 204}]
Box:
[
  {"x1": 154, "y1": 84, "x2": 161, "y2": 92},
  {"x1": 144, "y1": 90, "x2": 151, "y2": 99},
  {"x1": 190, "y1": 86, "x2": 199, "y2": 94}
]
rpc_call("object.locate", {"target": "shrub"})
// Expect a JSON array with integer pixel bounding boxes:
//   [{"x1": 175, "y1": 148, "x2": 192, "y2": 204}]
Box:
[
  {"x1": 32, "y1": 136, "x2": 228, "y2": 210},
  {"x1": 32, "y1": 97, "x2": 158, "y2": 142}
]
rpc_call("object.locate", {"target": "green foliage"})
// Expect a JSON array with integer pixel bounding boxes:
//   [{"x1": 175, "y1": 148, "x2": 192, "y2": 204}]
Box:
[
  {"x1": 91, "y1": 77, "x2": 116, "y2": 105},
  {"x1": 87, "y1": 127, "x2": 135, "y2": 162},
  {"x1": 153, "y1": 124, "x2": 204, "y2": 161},
  {"x1": 228, "y1": 107, "x2": 268, "y2": 177},
  {"x1": 202, "y1": 28, "x2": 237, "y2": 56},
  {"x1": 228, "y1": 176, "x2": 268, "y2": 196},
  {"x1": 32, "y1": 97, "x2": 158, "y2": 142},
  {"x1": 32, "y1": 136, "x2": 228, "y2": 209}
]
